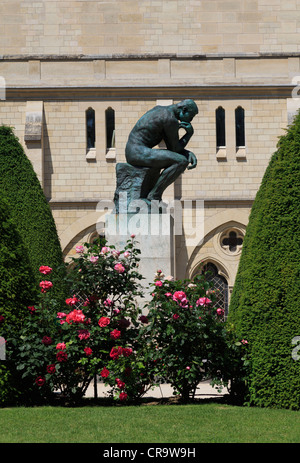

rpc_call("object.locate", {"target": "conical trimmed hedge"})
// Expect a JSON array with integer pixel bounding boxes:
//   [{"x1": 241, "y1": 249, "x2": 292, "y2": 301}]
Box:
[
  {"x1": 0, "y1": 199, "x2": 37, "y2": 334},
  {"x1": 0, "y1": 199, "x2": 38, "y2": 406},
  {"x1": 0, "y1": 125, "x2": 66, "y2": 301},
  {"x1": 228, "y1": 112, "x2": 300, "y2": 410}
]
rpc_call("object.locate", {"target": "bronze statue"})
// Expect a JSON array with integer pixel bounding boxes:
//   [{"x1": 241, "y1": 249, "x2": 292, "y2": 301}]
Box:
[{"x1": 125, "y1": 99, "x2": 198, "y2": 202}]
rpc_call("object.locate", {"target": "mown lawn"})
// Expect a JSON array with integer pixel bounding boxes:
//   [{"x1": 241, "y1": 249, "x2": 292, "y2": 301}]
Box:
[{"x1": 0, "y1": 400, "x2": 300, "y2": 444}]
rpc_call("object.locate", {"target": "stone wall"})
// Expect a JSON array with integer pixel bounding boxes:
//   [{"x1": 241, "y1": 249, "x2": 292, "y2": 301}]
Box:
[{"x1": 0, "y1": 1, "x2": 299, "y2": 55}]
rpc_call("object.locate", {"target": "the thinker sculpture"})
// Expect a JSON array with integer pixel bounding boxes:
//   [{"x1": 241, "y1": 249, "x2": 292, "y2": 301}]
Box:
[{"x1": 114, "y1": 99, "x2": 198, "y2": 211}]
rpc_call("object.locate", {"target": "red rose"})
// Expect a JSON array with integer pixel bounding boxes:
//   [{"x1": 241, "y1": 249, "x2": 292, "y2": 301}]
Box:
[
  {"x1": 84, "y1": 347, "x2": 93, "y2": 356},
  {"x1": 110, "y1": 329, "x2": 121, "y2": 340},
  {"x1": 122, "y1": 347, "x2": 133, "y2": 357},
  {"x1": 39, "y1": 265, "x2": 52, "y2": 275},
  {"x1": 98, "y1": 316, "x2": 110, "y2": 328},
  {"x1": 35, "y1": 376, "x2": 46, "y2": 387},
  {"x1": 118, "y1": 318, "x2": 130, "y2": 329},
  {"x1": 173, "y1": 313, "x2": 180, "y2": 320},
  {"x1": 100, "y1": 367, "x2": 110, "y2": 378},
  {"x1": 119, "y1": 392, "x2": 128, "y2": 401},
  {"x1": 124, "y1": 367, "x2": 132, "y2": 377},
  {"x1": 139, "y1": 315, "x2": 149, "y2": 324},
  {"x1": 46, "y1": 364, "x2": 56, "y2": 374},
  {"x1": 28, "y1": 306, "x2": 36, "y2": 314},
  {"x1": 56, "y1": 350, "x2": 68, "y2": 362},
  {"x1": 42, "y1": 336, "x2": 52, "y2": 346},
  {"x1": 110, "y1": 346, "x2": 123, "y2": 360},
  {"x1": 0, "y1": 315, "x2": 4, "y2": 325}
]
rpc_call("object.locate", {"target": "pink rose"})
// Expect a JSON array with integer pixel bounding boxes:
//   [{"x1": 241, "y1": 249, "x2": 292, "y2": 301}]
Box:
[
  {"x1": 39, "y1": 265, "x2": 52, "y2": 275},
  {"x1": 78, "y1": 329, "x2": 91, "y2": 340},
  {"x1": 173, "y1": 313, "x2": 180, "y2": 320},
  {"x1": 65, "y1": 296, "x2": 79, "y2": 306},
  {"x1": 173, "y1": 291, "x2": 186, "y2": 302},
  {"x1": 89, "y1": 255, "x2": 99, "y2": 263},
  {"x1": 155, "y1": 280, "x2": 163, "y2": 287},
  {"x1": 56, "y1": 342, "x2": 66, "y2": 350},
  {"x1": 179, "y1": 298, "x2": 189, "y2": 308},
  {"x1": 111, "y1": 249, "x2": 120, "y2": 258},
  {"x1": 104, "y1": 298, "x2": 113, "y2": 307},
  {"x1": 114, "y1": 263, "x2": 125, "y2": 274},
  {"x1": 66, "y1": 309, "x2": 85, "y2": 324},
  {"x1": 116, "y1": 378, "x2": 125, "y2": 389},
  {"x1": 75, "y1": 245, "x2": 84, "y2": 253},
  {"x1": 196, "y1": 297, "x2": 212, "y2": 307},
  {"x1": 123, "y1": 251, "x2": 130, "y2": 258},
  {"x1": 241, "y1": 339, "x2": 248, "y2": 345},
  {"x1": 165, "y1": 292, "x2": 172, "y2": 298},
  {"x1": 101, "y1": 246, "x2": 110, "y2": 254},
  {"x1": 216, "y1": 308, "x2": 224, "y2": 316},
  {"x1": 39, "y1": 280, "x2": 53, "y2": 293}
]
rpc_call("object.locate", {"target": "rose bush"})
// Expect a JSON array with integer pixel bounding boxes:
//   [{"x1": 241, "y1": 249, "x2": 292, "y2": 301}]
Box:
[
  {"x1": 140, "y1": 269, "x2": 247, "y2": 401},
  {"x1": 7, "y1": 237, "x2": 156, "y2": 404}
]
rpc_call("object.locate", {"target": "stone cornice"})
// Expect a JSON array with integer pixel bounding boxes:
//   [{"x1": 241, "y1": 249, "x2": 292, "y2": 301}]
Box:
[
  {"x1": 1, "y1": 52, "x2": 300, "y2": 61},
  {"x1": 48, "y1": 197, "x2": 254, "y2": 207},
  {"x1": 5, "y1": 84, "x2": 293, "y2": 100}
]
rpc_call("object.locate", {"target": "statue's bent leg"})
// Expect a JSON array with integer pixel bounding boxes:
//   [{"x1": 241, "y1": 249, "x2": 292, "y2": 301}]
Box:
[{"x1": 147, "y1": 155, "x2": 189, "y2": 200}]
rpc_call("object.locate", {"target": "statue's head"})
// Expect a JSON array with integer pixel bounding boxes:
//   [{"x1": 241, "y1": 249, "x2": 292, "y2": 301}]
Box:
[{"x1": 175, "y1": 99, "x2": 198, "y2": 123}]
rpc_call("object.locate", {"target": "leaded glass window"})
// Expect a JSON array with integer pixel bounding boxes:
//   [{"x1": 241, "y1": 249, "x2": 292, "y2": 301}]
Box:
[{"x1": 202, "y1": 262, "x2": 229, "y2": 318}]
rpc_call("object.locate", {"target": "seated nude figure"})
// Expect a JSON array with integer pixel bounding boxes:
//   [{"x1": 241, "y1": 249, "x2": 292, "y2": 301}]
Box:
[{"x1": 125, "y1": 99, "x2": 198, "y2": 201}]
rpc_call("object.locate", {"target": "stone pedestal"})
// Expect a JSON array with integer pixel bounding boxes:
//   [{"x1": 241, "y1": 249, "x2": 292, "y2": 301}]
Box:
[{"x1": 105, "y1": 211, "x2": 174, "y2": 305}]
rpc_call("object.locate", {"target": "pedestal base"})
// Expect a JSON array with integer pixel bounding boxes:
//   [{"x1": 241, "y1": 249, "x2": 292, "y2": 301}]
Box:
[{"x1": 105, "y1": 212, "x2": 174, "y2": 303}]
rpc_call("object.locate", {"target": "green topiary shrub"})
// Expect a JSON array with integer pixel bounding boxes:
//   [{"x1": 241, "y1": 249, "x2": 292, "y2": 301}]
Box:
[
  {"x1": 0, "y1": 199, "x2": 38, "y2": 406},
  {"x1": 0, "y1": 125, "x2": 66, "y2": 301},
  {"x1": 228, "y1": 111, "x2": 300, "y2": 410},
  {"x1": 0, "y1": 199, "x2": 37, "y2": 333}
]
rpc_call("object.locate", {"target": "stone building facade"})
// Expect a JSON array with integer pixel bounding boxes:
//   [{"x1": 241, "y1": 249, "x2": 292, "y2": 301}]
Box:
[{"x1": 0, "y1": 0, "x2": 299, "y2": 314}]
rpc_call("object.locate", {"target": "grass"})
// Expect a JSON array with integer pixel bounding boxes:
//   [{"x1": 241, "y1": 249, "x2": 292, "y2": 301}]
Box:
[{"x1": 1, "y1": 399, "x2": 300, "y2": 443}]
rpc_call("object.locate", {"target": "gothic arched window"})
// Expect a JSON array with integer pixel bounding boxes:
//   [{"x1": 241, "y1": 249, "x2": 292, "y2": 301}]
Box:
[
  {"x1": 86, "y1": 107, "x2": 96, "y2": 150},
  {"x1": 216, "y1": 106, "x2": 226, "y2": 148},
  {"x1": 235, "y1": 106, "x2": 245, "y2": 147},
  {"x1": 105, "y1": 107, "x2": 115, "y2": 150}
]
